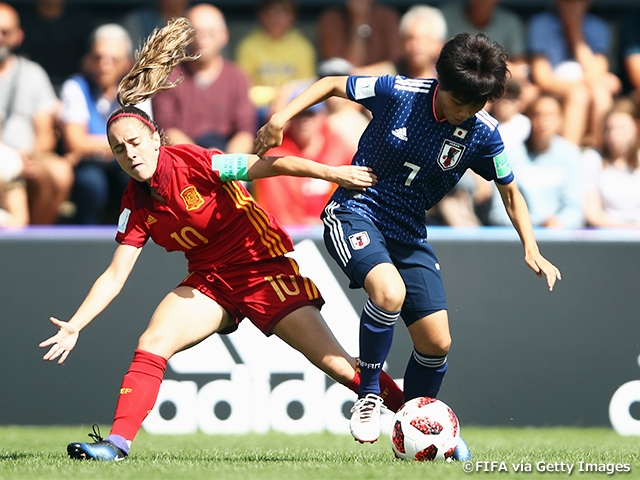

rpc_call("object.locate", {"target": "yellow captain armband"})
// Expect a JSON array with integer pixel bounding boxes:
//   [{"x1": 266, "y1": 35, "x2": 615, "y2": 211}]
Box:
[{"x1": 211, "y1": 153, "x2": 250, "y2": 182}]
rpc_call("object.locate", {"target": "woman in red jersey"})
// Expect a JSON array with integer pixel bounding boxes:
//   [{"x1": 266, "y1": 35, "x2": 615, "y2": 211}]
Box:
[{"x1": 39, "y1": 18, "x2": 402, "y2": 461}]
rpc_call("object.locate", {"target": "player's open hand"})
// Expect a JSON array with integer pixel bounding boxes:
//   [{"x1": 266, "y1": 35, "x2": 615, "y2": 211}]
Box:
[
  {"x1": 524, "y1": 251, "x2": 562, "y2": 292},
  {"x1": 329, "y1": 165, "x2": 377, "y2": 190},
  {"x1": 39, "y1": 317, "x2": 79, "y2": 365},
  {"x1": 254, "y1": 120, "x2": 284, "y2": 157}
]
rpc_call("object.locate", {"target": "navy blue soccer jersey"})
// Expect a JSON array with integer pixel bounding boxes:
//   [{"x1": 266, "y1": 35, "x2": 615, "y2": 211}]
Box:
[{"x1": 330, "y1": 75, "x2": 514, "y2": 244}]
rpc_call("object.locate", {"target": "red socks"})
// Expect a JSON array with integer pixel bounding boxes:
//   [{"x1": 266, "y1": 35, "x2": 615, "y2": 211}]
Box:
[
  {"x1": 344, "y1": 365, "x2": 404, "y2": 412},
  {"x1": 110, "y1": 349, "x2": 167, "y2": 442},
  {"x1": 378, "y1": 369, "x2": 404, "y2": 412}
]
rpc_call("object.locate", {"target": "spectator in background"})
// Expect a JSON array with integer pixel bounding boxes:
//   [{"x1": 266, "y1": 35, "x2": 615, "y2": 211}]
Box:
[
  {"x1": 476, "y1": 78, "x2": 532, "y2": 224},
  {"x1": 59, "y1": 24, "x2": 152, "y2": 225},
  {"x1": 317, "y1": 58, "x2": 370, "y2": 155},
  {"x1": 358, "y1": 5, "x2": 446, "y2": 79},
  {"x1": 527, "y1": 0, "x2": 621, "y2": 148},
  {"x1": 488, "y1": 94, "x2": 585, "y2": 228},
  {"x1": 441, "y1": 0, "x2": 536, "y2": 108},
  {"x1": 619, "y1": 7, "x2": 640, "y2": 111},
  {"x1": 425, "y1": 171, "x2": 485, "y2": 227},
  {"x1": 491, "y1": 78, "x2": 531, "y2": 150},
  {"x1": 317, "y1": 0, "x2": 403, "y2": 68},
  {"x1": 152, "y1": 4, "x2": 256, "y2": 153},
  {"x1": 252, "y1": 84, "x2": 355, "y2": 227},
  {"x1": 122, "y1": 0, "x2": 191, "y2": 48},
  {"x1": 583, "y1": 97, "x2": 640, "y2": 228},
  {"x1": 0, "y1": 3, "x2": 73, "y2": 225},
  {"x1": 236, "y1": 0, "x2": 316, "y2": 124},
  {"x1": 0, "y1": 142, "x2": 29, "y2": 227},
  {"x1": 395, "y1": 5, "x2": 446, "y2": 79},
  {"x1": 18, "y1": 0, "x2": 97, "y2": 93}
]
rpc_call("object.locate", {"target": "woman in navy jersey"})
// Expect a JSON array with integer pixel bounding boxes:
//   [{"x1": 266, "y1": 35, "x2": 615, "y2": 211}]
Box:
[
  {"x1": 39, "y1": 18, "x2": 403, "y2": 461},
  {"x1": 256, "y1": 32, "x2": 561, "y2": 452}
]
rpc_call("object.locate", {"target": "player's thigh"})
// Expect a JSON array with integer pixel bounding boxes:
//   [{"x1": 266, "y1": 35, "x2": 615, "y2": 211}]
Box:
[
  {"x1": 138, "y1": 285, "x2": 233, "y2": 359},
  {"x1": 271, "y1": 305, "x2": 356, "y2": 383},
  {"x1": 322, "y1": 203, "x2": 405, "y2": 309},
  {"x1": 407, "y1": 310, "x2": 451, "y2": 356}
]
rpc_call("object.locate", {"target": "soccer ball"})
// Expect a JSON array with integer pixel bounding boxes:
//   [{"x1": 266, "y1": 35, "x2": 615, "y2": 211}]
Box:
[{"x1": 389, "y1": 396, "x2": 460, "y2": 461}]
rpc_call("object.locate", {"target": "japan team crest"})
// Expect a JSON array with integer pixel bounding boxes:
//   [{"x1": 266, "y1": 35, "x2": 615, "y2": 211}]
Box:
[
  {"x1": 437, "y1": 139, "x2": 466, "y2": 171},
  {"x1": 349, "y1": 231, "x2": 370, "y2": 250},
  {"x1": 180, "y1": 185, "x2": 205, "y2": 211}
]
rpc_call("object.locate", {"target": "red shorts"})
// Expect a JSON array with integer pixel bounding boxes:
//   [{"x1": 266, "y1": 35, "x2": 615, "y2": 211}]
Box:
[{"x1": 180, "y1": 256, "x2": 324, "y2": 335}]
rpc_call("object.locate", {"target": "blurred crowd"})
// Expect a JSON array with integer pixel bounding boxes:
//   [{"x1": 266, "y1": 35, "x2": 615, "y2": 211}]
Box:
[{"x1": 1, "y1": 0, "x2": 640, "y2": 230}]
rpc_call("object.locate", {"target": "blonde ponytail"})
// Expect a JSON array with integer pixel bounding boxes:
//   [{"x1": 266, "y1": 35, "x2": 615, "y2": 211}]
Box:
[{"x1": 116, "y1": 17, "x2": 199, "y2": 107}]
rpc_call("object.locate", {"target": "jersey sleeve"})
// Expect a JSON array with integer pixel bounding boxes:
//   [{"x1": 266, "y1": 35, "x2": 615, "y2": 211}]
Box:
[
  {"x1": 115, "y1": 187, "x2": 150, "y2": 247},
  {"x1": 170, "y1": 143, "x2": 226, "y2": 183},
  {"x1": 345, "y1": 75, "x2": 395, "y2": 117},
  {"x1": 468, "y1": 127, "x2": 515, "y2": 185}
]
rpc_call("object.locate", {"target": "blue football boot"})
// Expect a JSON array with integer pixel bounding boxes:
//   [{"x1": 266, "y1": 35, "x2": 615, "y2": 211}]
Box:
[
  {"x1": 67, "y1": 424, "x2": 127, "y2": 461},
  {"x1": 452, "y1": 436, "x2": 471, "y2": 461}
]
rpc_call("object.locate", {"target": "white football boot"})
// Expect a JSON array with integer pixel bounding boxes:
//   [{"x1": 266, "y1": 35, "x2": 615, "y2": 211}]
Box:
[{"x1": 350, "y1": 393, "x2": 384, "y2": 443}]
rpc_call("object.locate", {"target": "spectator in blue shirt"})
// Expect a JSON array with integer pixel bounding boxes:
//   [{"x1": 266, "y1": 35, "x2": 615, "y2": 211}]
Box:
[
  {"x1": 527, "y1": 0, "x2": 621, "y2": 148},
  {"x1": 488, "y1": 93, "x2": 585, "y2": 228},
  {"x1": 59, "y1": 24, "x2": 152, "y2": 224}
]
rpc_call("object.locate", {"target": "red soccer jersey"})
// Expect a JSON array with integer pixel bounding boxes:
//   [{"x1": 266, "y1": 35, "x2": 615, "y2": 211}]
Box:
[{"x1": 115, "y1": 144, "x2": 294, "y2": 272}]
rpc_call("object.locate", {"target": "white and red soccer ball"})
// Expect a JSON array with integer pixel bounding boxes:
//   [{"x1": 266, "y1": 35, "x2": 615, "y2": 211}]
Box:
[{"x1": 389, "y1": 396, "x2": 460, "y2": 461}]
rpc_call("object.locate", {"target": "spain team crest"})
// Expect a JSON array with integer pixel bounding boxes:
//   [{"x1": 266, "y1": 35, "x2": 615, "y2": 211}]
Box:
[
  {"x1": 437, "y1": 139, "x2": 466, "y2": 171},
  {"x1": 180, "y1": 185, "x2": 205, "y2": 211}
]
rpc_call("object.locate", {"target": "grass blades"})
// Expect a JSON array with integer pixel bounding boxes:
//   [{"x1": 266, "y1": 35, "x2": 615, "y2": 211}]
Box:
[{"x1": 0, "y1": 426, "x2": 639, "y2": 479}]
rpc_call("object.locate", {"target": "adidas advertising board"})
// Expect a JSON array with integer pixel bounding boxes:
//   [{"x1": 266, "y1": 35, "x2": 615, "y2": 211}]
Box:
[{"x1": 4, "y1": 230, "x2": 640, "y2": 429}]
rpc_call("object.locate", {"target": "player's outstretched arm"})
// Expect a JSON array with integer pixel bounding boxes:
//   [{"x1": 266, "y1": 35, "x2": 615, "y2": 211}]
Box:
[
  {"x1": 254, "y1": 76, "x2": 350, "y2": 156},
  {"x1": 39, "y1": 244, "x2": 143, "y2": 364},
  {"x1": 248, "y1": 154, "x2": 376, "y2": 191},
  {"x1": 496, "y1": 181, "x2": 562, "y2": 291},
  {"x1": 212, "y1": 153, "x2": 376, "y2": 190}
]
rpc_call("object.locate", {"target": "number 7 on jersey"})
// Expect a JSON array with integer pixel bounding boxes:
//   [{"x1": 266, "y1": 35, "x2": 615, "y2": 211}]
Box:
[{"x1": 404, "y1": 162, "x2": 421, "y2": 186}]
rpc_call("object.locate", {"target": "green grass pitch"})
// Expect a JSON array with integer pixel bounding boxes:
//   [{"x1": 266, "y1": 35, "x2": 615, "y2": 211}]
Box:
[{"x1": 1, "y1": 426, "x2": 639, "y2": 479}]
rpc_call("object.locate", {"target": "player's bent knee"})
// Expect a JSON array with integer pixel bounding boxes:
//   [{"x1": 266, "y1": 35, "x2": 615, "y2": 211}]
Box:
[
  {"x1": 137, "y1": 330, "x2": 176, "y2": 358},
  {"x1": 369, "y1": 285, "x2": 405, "y2": 312},
  {"x1": 436, "y1": 334, "x2": 452, "y2": 354},
  {"x1": 364, "y1": 265, "x2": 406, "y2": 311},
  {"x1": 413, "y1": 336, "x2": 451, "y2": 357},
  {"x1": 432, "y1": 341, "x2": 451, "y2": 357}
]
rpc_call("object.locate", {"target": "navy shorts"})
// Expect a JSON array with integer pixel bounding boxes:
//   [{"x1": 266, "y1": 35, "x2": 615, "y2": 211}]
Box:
[{"x1": 322, "y1": 202, "x2": 447, "y2": 326}]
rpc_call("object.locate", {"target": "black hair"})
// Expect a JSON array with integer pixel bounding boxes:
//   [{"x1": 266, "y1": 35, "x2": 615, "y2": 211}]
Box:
[{"x1": 436, "y1": 33, "x2": 509, "y2": 105}]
